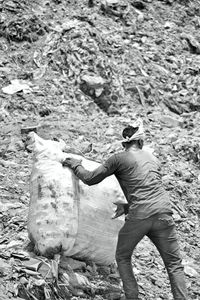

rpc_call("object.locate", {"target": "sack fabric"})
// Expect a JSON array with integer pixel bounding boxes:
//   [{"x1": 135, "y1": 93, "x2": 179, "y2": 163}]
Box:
[{"x1": 28, "y1": 133, "x2": 125, "y2": 265}]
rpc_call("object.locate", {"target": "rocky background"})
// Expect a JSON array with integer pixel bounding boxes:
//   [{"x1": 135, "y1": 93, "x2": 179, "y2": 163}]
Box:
[{"x1": 0, "y1": 0, "x2": 200, "y2": 299}]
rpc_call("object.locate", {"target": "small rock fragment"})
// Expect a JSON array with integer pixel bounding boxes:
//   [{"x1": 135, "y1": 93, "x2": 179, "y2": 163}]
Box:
[
  {"x1": 184, "y1": 265, "x2": 199, "y2": 278},
  {"x1": 105, "y1": 126, "x2": 115, "y2": 136},
  {"x1": 181, "y1": 33, "x2": 200, "y2": 54},
  {"x1": 2, "y1": 79, "x2": 33, "y2": 95},
  {"x1": 21, "y1": 125, "x2": 39, "y2": 135},
  {"x1": 0, "y1": 259, "x2": 11, "y2": 276},
  {"x1": 81, "y1": 74, "x2": 105, "y2": 89},
  {"x1": 60, "y1": 257, "x2": 86, "y2": 271}
]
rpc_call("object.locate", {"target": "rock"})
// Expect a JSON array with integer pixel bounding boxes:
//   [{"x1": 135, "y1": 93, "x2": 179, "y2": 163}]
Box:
[
  {"x1": 161, "y1": 115, "x2": 183, "y2": 128},
  {"x1": 0, "y1": 290, "x2": 14, "y2": 300},
  {"x1": 0, "y1": 108, "x2": 10, "y2": 121},
  {"x1": 6, "y1": 240, "x2": 23, "y2": 249},
  {"x1": 88, "y1": 0, "x2": 94, "y2": 7},
  {"x1": 95, "y1": 87, "x2": 104, "y2": 97},
  {"x1": 81, "y1": 74, "x2": 105, "y2": 89},
  {"x1": 86, "y1": 263, "x2": 98, "y2": 275},
  {"x1": 131, "y1": 1, "x2": 146, "y2": 10},
  {"x1": 23, "y1": 258, "x2": 42, "y2": 271},
  {"x1": 61, "y1": 271, "x2": 91, "y2": 288},
  {"x1": 60, "y1": 257, "x2": 86, "y2": 271},
  {"x1": 15, "y1": 140, "x2": 25, "y2": 150},
  {"x1": 103, "y1": 0, "x2": 119, "y2": 4},
  {"x1": 80, "y1": 74, "x2": 113, "y2": 113},
  {"x1": 70, "y1": 288, "x2": 86, "y2": 297},
  {"x1": 6, "y1": 138, "x2": 19, "y2": 153},
  {"x1": 107, "y1": 105, "x2": 120, "y2": 115},
  {"x1": 137, "y1": 13, "x2": 144, "y2": 22},
  {"x1": 108, "y1": 273, "x2": 120, "y2": 280},
  {"x1": 172, "y1": 137, "x2": 200, "y2": 164},
  {"x1": 2, "y1": 79, "x2": 33, "y2": 95},
  {"x1": 162, "y1": 174, "x2": 173, "y2": 188},
  {"x1": 0, "y1": 202, "x2": 22, "y2": 213},
  {"x1": 198, "y1": 174, "x2": 200, "y2": 183},
  {"x1": 21, "y1": 125, "x2": 39, "y2": 135},
  {"x1": 0, "y1": 159, "x2": 17, "y2": 167},
  {"x1": 183, "y1": 170, "x2": 193, "y2": 183},
  {"x1": 163, "y1": 98, "x2": 189, "y2": 115},
  {"x1": 184, "y1": 265, "x2": 199, "y2": 278},
  {"x1": 100, "y1": 0, "x2": 128, "y2": 17},
  {"x1": 167, "y1": 133, "x2": 179, "y2": 143},
  {"x1": 105, "y1": 126, "x2": 115, "y2": 136},
  {"x1": 80, "y1": 141, "x2": 93, "y2": 154},
  {"x1": 107, "y1": 291, "x2": 122, "y2": 299},
  {"x1": 19, "y1": 277, "x2": 28, "y2": 284},
  {"x1": 38, "y1": 262, "x2": 54, "y2": 280},
  {"x1": 148, "y1": 111, "x2": 183, "y2": 127},
  {"x1": 1, "y1": 0, "x2": 200, "y2": 299},
  {"x1": 181, "y1": 33, "x2": 200, "y2": 54},
  {"x1": 182, "y1": 259, "x2": 200, "y2": 278},
  {"x1": 164, "y1": 21, "x2": 175, "y2": 29},
  {"x1": 96, "y1": 265, "x2": 111, "y2": 276},
  {"x1": 0, "y1": 259, "x2": 11, "y2": 276},
  {"x1": 7, "y1": 141, "x2": 24, "y2": 152}
]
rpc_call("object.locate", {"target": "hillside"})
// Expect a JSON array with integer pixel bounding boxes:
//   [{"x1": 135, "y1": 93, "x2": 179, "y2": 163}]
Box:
[{"x1": 0, "y1": 0, "x2": 200, "y2": 299}]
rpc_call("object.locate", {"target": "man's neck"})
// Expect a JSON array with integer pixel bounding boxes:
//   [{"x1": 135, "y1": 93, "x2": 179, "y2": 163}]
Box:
[{"x1": 125, "y1": 144, "x2": 139, "y2": 151}]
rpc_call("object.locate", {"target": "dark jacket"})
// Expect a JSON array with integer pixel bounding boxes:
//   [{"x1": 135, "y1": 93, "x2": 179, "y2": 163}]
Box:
[{"x1": 72, "y1": 148, "x2": 172, "y2": 219}]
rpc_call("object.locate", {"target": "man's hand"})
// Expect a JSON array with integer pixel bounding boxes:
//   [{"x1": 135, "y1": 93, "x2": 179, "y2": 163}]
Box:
[
  {"x1": 112, "y1": 201, "x2": 129, "y2": 219},
  {"x1": 62, "y1": 157, "x2": 82, "y2": 170}
]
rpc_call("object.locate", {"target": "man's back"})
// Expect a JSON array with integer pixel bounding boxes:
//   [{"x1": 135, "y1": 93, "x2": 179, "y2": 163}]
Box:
[{"x1": 112, "y1": 149, "x2": 172, "y2": 219}]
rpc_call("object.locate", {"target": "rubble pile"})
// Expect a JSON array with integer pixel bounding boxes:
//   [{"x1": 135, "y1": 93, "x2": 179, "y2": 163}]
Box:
[
  {"x1": 0, "y1": 0, "x2": 200, "y2": 299},
  {"x1": 0, "y1": 14, "x2": 48, "y2": 42},
  {"x1": 0, "y1": 0, "x2": 49, "y2": 42}
]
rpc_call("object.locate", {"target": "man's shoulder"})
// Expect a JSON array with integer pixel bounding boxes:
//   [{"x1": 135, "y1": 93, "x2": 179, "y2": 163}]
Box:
[
  {"x1": 115, "y1": 149, "x2": 156, "y2": 161},
  {"x1": 114, "y1": 150, "x2": 126, "y2": 158},
  {"x1": 114, "y1": 151, "x2": 134, "y2": 163}
]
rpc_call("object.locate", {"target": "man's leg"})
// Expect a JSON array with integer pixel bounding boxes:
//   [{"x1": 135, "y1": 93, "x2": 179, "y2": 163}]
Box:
[
  {"x1": 148, "y1": 213, "x2": 188, "y2": 300},
  {"x1": 116, "y1": 218, "x2": 151, "y2": 300}
]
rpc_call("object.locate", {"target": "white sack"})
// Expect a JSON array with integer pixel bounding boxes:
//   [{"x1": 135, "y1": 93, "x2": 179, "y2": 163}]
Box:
[{"x1": 28, "y1": 133, "x2": 125, "y2": 265}]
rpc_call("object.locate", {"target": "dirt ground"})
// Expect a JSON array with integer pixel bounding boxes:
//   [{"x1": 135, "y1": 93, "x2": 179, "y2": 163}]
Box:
[{"x1": 0, "y1": 0, "x2": 200, "y2": 299}]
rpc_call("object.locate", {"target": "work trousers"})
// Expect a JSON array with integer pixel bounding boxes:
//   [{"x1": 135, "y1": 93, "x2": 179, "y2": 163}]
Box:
[{"x1": 115, "y1": 213, "x2": 188, "y2": 300}]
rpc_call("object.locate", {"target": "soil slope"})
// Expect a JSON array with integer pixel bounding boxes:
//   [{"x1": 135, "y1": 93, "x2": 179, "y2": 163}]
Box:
[{"x1": 0, "y1": 0, "x2": 200, "y2": 299}]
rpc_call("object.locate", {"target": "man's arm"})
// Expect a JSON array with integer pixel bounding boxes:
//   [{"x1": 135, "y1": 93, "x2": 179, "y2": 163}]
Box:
[
  {"x1": 74, "y1": 164, "x2": 113, "y2": 185},
  {"x1": 62, "y1": 155, "x2": 118, "y2": 186}
]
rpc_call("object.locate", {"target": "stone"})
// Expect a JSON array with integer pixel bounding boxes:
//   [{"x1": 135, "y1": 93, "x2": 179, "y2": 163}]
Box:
[
  {"x1": 164, "y1": 21, "x2": 175, "y2": 29},
  {"x1": 0, "y1": 259, "x2": 11, "y2": 276},
  {"x1": 0, "y1": 108, "x2": 9, "y2": 121},
  {"x1": 21, "y1": 125, "x2": 39, "y2": 135},
  {"x1": 181, "y1": 33, "x2": 200, "y2": 54},
  {"x1": 80, "y1": 141, "x2": 93, "y2": 154},
  {"x1": 149, "y1": 111, "x2": 184, "y2": 127},
  {"x1": 2, "y1": 79, "x2": 33, "y2": 95},
  {"x1": 161, "y1": 115, "x2": 183, "y2": 127},
  {"x1": 7, "y1": 137, "x2": 23, "y2": 153},
  {"x1": 61, "y1": 271, "x2": 90, "y2": 288},
  {"x1": 182, "y1": 258, "x2": 200, "y2": 278},
  {"x1": 105, "y1": 126, "x2": 115, "y2": 136},
  {"x1": 81, "y1": 74, "x2": 105, "y2": 89},
  {"x1": 184, "y1": 265, "x2": 199, "y2": 278},
  {"x1": 60, "y1": 257, "x2": 86, "y2": 271},
  {"x1": 198, "y1": 174, "x2": 200, "y2": 183},
  {"x1": 96, "y1": 265, "x2": 111, "y2": 276}
]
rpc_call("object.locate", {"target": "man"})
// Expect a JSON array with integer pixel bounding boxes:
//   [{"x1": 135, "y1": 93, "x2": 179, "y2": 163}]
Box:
[{"x1": 62, "y1": 119, "x2": 188, "y2": 300}]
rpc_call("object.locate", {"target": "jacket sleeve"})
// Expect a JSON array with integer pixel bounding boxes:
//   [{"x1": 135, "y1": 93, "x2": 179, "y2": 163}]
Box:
[{"x1": 73, "y1": 155, "x2": 118, "y2": 186}]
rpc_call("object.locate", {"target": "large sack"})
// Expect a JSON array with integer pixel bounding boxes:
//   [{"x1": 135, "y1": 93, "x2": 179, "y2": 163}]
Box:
[{"x1": 28, "y1": 133, "x2": 125, "y2": 265}]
